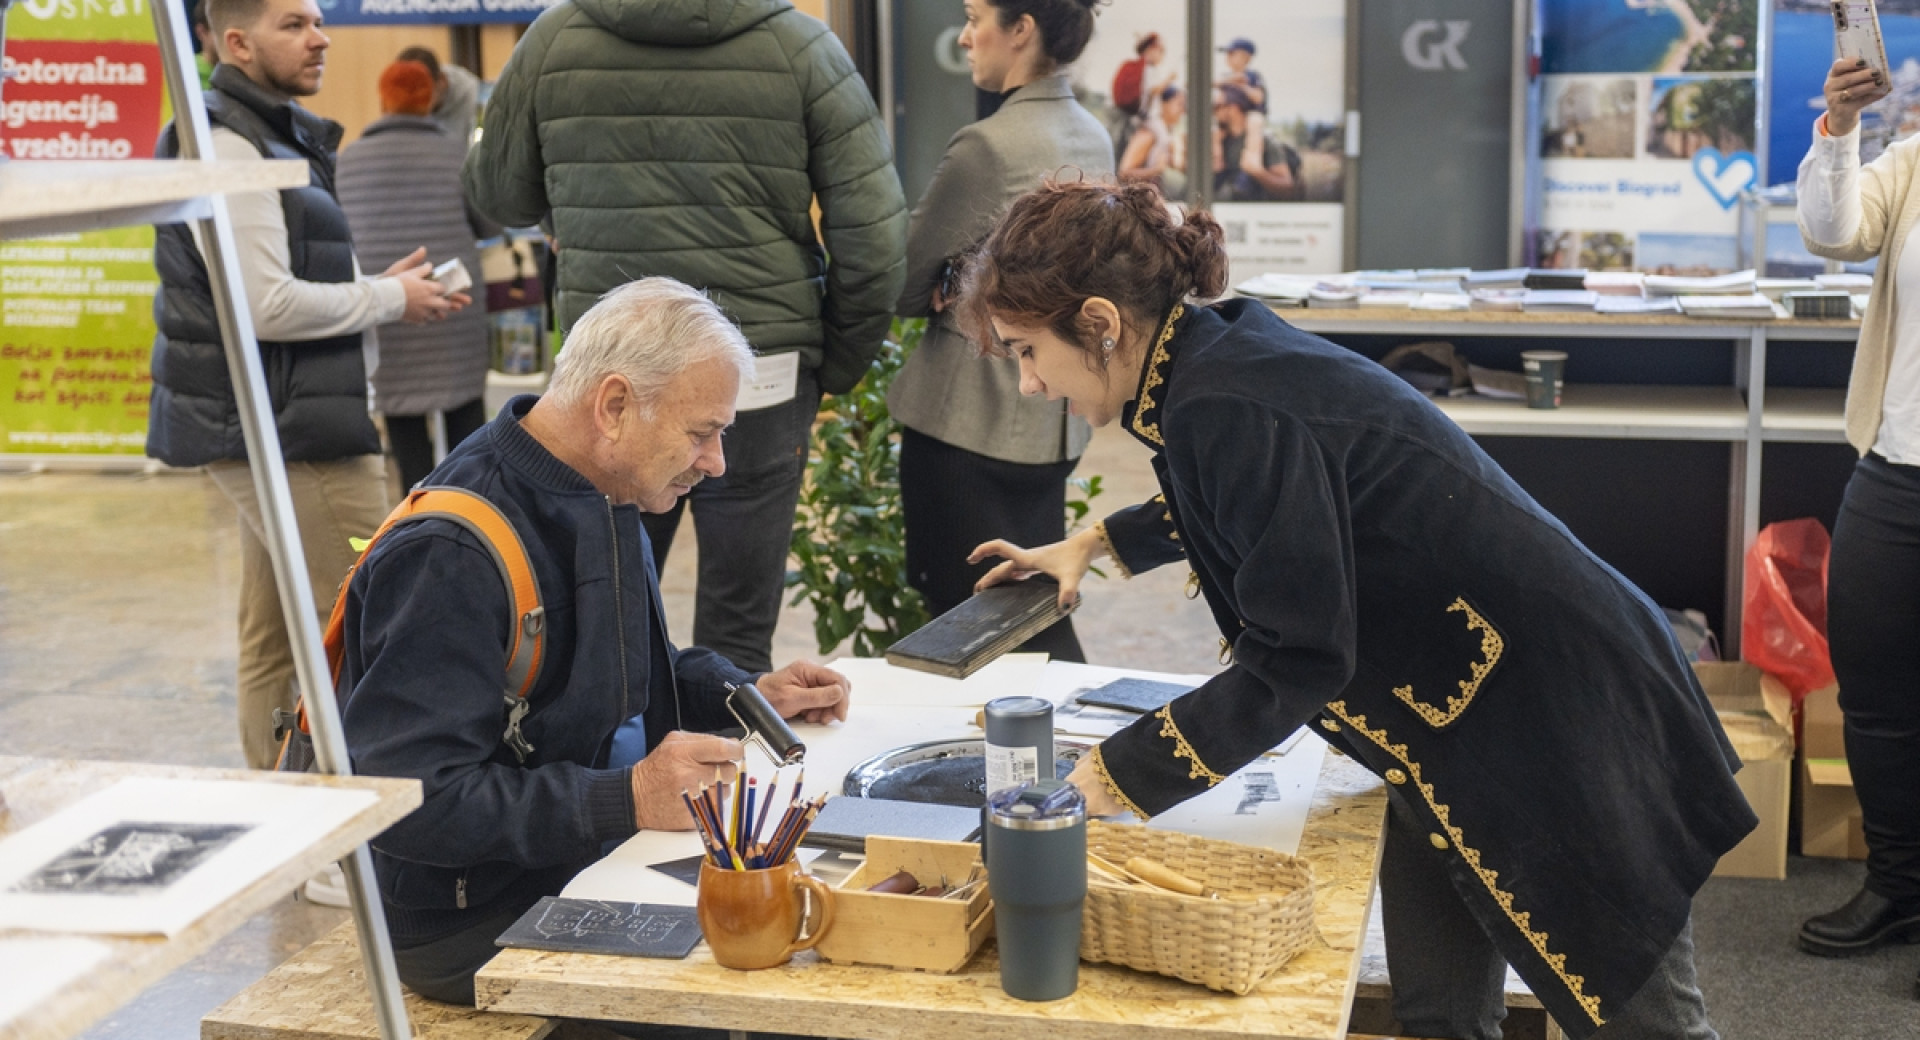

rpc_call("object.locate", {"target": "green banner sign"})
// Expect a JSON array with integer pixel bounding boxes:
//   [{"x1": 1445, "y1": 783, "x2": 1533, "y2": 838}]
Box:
[{"x1": 1, "y1": 3, "x2": 166, "y2": 456}]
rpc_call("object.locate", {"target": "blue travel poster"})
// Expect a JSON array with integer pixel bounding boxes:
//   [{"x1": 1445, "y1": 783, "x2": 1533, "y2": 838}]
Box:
[
  {"x1": 1544, "y1": 0, "x2": 1758, "y2": 75},
  {"x1": 1770, "y1": 1, "x2": 1920, "y2": 185}
]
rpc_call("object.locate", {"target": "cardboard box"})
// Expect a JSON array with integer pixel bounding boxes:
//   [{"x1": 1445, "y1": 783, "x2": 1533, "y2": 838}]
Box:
[
  {"x1": 1692, "y1": 663, "x2": 1795, "y2": 880},
  {"x1": 1691, "y1": 661, "x2": 1793, "y2": 733},
  {"x1": 1799, "y1": 682, "x2": 1866, "y2": 860},
  {"x1": 814, "y1": 837, "x2": 993, "y2": 973}
]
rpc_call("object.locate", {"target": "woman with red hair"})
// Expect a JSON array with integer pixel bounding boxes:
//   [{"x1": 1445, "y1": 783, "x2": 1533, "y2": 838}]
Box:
[{"x1": 338, "y1": 58, "x2": 500, "y2": 491}]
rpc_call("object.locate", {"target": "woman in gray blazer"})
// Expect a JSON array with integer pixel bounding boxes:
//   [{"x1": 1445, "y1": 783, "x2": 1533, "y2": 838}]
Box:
[{"x1": 888, "y1": 0, "x2": 1115, "y2": 660}]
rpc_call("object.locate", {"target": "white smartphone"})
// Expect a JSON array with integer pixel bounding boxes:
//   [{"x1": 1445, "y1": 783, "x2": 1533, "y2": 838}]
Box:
[
  {"x1": 1833, "y1": 1, "x2": 1892, "y2": 86},
  {"x1": 430, "y1": 257, "x2": 473, "y2": 297}
]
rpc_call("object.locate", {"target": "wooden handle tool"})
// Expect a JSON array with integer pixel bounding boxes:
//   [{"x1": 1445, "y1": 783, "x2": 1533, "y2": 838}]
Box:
[{"x1": 1123, "y1": 856, "x2": 1209, "y2": 897}]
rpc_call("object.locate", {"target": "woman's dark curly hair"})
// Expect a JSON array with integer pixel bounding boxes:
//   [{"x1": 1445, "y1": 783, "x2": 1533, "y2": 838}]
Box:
[{"x1": 956, "y1": 179, "x2": 1228, "y2": 371}]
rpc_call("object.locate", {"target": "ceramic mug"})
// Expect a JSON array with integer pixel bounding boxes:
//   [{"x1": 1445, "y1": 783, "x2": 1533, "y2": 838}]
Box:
[{"x1": 696, "y1": 859, "x2": 836, "y2": 970}]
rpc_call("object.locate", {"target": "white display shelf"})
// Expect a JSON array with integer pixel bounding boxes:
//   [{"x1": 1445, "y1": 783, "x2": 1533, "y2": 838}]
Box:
[
  {"x1": 1433, "y1": 384, "x2": 1750, "y2": 441},
  {"x1": 0, "y1": 159, "x2": 309, "y2": 241},
  {"x1": 0, "y1": 758, "x2": 420, "y2": 1040},
  {"x1": 1761, "y1": 388, "x2": 1849, "y2": 443},
  {"x1": 1273, "y1": 302, "x2": 1865, "y2": 658}
]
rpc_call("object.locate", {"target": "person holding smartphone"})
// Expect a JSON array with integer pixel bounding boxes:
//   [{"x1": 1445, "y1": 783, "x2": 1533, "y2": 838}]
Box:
[
  {"x1": 888, "y1": 0, "x2": 1115, "y2": 661},
  {"x1": 339, "y1": 58, "x2": 497, "y2": 493},
  {"x1": 1795, "y1": 55, "x2": 1920, "y2": 989}
]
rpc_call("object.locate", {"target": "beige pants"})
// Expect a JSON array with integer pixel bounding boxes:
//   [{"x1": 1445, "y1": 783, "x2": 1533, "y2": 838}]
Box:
[{"x1": 206, "y1": 455, "x2": 391, "y2": 769}]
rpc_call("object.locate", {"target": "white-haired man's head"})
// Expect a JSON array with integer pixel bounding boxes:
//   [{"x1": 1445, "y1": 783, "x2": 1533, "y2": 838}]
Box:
[{"x1": 530, "y1": 279, "x2": 754, "y2": 512}]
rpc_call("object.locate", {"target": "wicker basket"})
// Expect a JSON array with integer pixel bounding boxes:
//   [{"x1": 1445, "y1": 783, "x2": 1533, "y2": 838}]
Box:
[{"x1": 1080, "y1": 821, "x2": 1318, "y2": 995}]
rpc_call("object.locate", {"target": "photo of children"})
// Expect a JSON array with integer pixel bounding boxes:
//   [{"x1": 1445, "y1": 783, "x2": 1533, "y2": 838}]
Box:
[
  {"x1": 1541, "y1": 77, "x2": 1639, "y2": 158},
  {"x1": 1065, "y1": 2, "x2": 1185, "y2": 187},
  {"x1": 1646, "y1": 76, "x2": 1756, "y2": 158},
  {"x1": 1211, "y1": 0, "x2": 1346, "y2": 203}
]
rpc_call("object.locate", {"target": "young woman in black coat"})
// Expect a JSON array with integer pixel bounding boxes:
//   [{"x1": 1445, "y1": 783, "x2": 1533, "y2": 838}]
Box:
[{"x1": 960, "y1": 181, "x2": 1755, "y2": 1040}]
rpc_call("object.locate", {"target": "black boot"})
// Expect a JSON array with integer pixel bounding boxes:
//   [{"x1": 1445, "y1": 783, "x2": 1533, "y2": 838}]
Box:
[{"x1": 1798, "y1": 887, "x2": 1920, "y2": 956}]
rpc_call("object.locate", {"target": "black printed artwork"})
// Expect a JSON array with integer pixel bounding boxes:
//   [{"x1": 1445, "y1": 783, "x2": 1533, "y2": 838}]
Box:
[{"x1": 11, "y1": 822, "x2": 253, "y2": 895}]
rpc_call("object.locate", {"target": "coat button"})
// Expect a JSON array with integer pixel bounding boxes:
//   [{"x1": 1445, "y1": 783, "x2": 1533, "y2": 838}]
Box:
[
  {"x1": 1385, "y1": 768, "x2": 1407, "y2": 785},
  {"x1": 1429, "y1": 833, "x2": 1449, "y2": 850},
  {"x1": 1319, "y1": 718, "x2": 1339, "y2": 733}
]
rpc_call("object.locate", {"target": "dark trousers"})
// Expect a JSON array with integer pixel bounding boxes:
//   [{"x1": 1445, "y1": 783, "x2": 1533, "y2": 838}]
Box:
[
  {"x1": 1828, "y1": 453, "x2": 1920, "y2": 908},
  {"x1": 898, "y1": 428, "x2": 1085, "y2": 662},
  {"x1": 1379, "y1": 792, "x2": 1717, "y2": 1039},
  {"x1": 386, "y1": 398, "x2": 488, "y2": 493},
  {"x1": 643, "y1": 370, "x2": 820, "y2": 674}
]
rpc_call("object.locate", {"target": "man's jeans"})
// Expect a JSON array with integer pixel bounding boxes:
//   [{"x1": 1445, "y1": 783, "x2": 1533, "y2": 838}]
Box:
[
  {"x1": 1379, "y1": 791, "x2": 1719, "y2": 1040},
  {"x1": 642, "y1": 369, "x2": 819, "y2": 673}
]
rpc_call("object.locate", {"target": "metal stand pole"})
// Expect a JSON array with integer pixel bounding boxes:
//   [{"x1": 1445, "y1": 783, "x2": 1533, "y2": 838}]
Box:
[
  {"x1": 1186, "y1": 0, "x2": 1212, "y2": 211},
  {"x1": 148, "y1": 7, "x2": 414, "y2": 1039}
]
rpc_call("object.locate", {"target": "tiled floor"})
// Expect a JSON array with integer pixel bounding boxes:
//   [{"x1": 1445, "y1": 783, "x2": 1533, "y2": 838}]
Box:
[{"x1": 0, "y1": 419, "x2": 1221, "y2": 1039}]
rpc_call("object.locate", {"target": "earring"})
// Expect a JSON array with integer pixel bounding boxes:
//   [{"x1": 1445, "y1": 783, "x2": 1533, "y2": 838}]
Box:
[{"x1": 1101, "y1": 337, "x2": 1115, "y2": 353}]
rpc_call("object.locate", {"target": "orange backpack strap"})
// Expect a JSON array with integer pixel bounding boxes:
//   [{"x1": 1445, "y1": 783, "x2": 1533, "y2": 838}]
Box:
[{"x1": 313, "y1": 486, "x2": 546, "y2": 762}]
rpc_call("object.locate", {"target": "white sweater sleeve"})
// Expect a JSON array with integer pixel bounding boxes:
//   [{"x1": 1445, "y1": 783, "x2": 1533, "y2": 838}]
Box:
[
  {"x1": 1798, "y1": 120, "x2": 1867, "y2": 250},
  {"x1": 192, "y1": 129, "x2": 406, "y2": 342}
]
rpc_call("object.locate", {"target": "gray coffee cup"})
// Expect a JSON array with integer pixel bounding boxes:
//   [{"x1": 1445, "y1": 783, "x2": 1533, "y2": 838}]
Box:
[
  {"x1": 1521, "y1": 350, "x2": 1568, "y2": 409},
  {"x1": 985, "y1": 779, "x2": 1086, "y2": 1001}
]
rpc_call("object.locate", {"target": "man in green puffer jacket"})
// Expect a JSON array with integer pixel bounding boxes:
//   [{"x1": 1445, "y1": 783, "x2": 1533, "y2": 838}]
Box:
[{"x1": 467, "y1": 0, "x2": 906, "y2": 672}]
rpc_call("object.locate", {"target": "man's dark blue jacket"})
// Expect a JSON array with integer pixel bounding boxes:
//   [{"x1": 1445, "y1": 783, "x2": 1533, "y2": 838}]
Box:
[{"x1": 339, "y1": 396, "x2": 747, "y2": 946}]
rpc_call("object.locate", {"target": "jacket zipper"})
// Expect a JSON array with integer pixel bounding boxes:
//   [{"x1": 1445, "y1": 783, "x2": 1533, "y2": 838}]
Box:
[
  {"x1": 606, "y1": 499, "x2": 631, "y2": 725},
  {"x1": 455, "y1": 872, "x2": 467, "y2": 909}
]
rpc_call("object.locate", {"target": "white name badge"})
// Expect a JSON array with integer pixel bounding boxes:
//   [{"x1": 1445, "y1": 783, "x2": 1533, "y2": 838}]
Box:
[{"x1": 736, "y1": 351, "x2": 800, "y2": 412}]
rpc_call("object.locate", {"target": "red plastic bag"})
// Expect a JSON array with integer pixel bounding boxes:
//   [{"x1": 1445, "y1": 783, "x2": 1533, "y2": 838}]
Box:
[{"x1": 1742, "y1": 518, "x2": 1835, "y2": 700}]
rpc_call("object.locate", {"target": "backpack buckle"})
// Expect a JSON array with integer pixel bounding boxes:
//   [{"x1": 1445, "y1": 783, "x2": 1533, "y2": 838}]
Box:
[
  {"x1": 502, "y1": 693, "x2": 535, "y2": 763},
  {"x1": 272, "y1": 707, "x2": 299, "y2": 742}
]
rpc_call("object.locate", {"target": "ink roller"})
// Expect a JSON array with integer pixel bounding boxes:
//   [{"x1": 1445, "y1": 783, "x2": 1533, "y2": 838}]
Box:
[{"x1": 723, "y1": 681, "x2": 806, "y2": 766}]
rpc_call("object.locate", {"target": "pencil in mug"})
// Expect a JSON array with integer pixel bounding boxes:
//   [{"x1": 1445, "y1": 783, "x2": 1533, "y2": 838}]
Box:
[{"x1": 682, "y1": 789, "x2": 728, "y2": 868}]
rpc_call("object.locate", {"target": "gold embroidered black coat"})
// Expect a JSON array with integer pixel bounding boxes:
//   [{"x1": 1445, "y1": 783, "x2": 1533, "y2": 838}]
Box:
[{"x1": 1092, "y1": 299, "x2": 1755, "y2": 1038}]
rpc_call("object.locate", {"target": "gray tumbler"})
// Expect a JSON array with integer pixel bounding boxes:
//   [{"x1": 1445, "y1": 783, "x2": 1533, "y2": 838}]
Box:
[
  {"x1": 985, "y1": 779, "x2": 1086, "y2": 1001},
  {"x1": 983, "y1": 695, "x2": 1054, "y2": 796}
]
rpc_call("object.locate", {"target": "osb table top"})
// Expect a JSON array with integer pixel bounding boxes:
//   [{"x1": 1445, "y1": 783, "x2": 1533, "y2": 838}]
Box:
[
  {"x1": 0, "y1": 757, "x2": 421, "y2": 1040},
  {"x1": 476, "y1": 751, "x2": 1388, "y2": 1040}
]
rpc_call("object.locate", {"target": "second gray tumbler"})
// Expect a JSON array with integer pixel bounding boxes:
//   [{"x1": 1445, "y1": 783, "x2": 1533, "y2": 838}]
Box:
[{"x1": 985, "y1": 779, "x2": 1087, "y2": 1001}]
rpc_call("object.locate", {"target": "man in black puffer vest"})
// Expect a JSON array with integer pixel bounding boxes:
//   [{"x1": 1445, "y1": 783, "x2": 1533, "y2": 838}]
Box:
[{"x1": 149, "y1": 0, "x2": 464, "y2": 793}]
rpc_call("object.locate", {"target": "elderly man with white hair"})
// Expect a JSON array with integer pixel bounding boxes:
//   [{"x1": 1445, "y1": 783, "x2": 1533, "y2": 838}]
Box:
[{"x1": 337, "y1": 278, "x2": 851, "y2": 1006}]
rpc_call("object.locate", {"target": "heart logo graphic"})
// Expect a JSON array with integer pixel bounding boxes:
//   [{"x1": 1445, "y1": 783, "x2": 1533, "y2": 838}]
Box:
[{"x1": 1691, "y1": 148, "x2": 1758, "y2": 210}]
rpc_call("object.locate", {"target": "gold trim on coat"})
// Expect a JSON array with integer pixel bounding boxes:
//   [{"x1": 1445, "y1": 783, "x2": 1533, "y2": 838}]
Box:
[
  {"x1": 1393, "y1": 598, "x2": 1506, "y2": 729},
  {"x1": 1092, "y1": 520, "x2": 1134, "y2": 580},
  {"x1": 1155, "y1": 705, "x2": 1227, "y2": 786},
  {"x1": 1326, "y1": 700, "x2": 1605, "y2": 1028},
  {"x1": 1128, "y1": 303, "x2": 1185, "y2": 447},
  {"x1": 1089, "y1": 745, "x2": 1152, "y2": 819}
]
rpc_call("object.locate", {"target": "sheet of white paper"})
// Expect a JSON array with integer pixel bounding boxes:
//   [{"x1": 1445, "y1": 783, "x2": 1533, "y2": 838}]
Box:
[
  {"x1": 826, "y1": 653, "x2": 1050, "y2": 708},
  {"x1": 1142, "y1": 733, "x2": 1328, "y2": 857},
  {"x1": 0, "y1": 936, "x2": 112, "y2": 1027},
  {"x1": 0, "y1": 778, "x2": 378, "y2": 936}
]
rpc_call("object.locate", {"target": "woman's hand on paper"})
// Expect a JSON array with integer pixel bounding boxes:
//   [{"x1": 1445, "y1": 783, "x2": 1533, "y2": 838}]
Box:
[
  {"x1": 969, "y1": 526, "x2": 1106, "y2": 610},
  {"x1": 1825, "y1": 57, "x2": 1889, "y2": 137}
]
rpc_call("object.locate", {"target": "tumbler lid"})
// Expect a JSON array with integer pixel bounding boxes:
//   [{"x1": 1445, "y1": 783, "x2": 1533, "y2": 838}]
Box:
[
  {"x1": 984, "y1": 696, "x2": 1052, "y2": 720},
  {"x1": 987, "y1": 779, "x2": 1086, "y2": 831}
]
